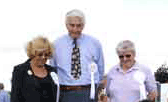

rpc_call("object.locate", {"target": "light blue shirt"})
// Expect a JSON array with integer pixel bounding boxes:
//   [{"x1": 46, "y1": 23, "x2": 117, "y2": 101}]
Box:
[
  {"x1": 0, "y1": 90, "x2": 10, "y2": 102},
  {"x1": 106, "y1": 62, "x2": 157, "y2": 102},
  {"x1": 50, "y1": 34, "x2": 104, "y2": 85}
]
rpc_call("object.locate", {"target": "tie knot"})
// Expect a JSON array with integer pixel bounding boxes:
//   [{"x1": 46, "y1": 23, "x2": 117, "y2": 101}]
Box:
[{"x1": 73, "y1": 38, "x2": 77, "y2": 47}]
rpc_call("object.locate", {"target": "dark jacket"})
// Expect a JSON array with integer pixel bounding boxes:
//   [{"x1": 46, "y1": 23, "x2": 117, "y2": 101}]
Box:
[{"x1": 11, "y1": 59, "x2": 58, "y2": 102}]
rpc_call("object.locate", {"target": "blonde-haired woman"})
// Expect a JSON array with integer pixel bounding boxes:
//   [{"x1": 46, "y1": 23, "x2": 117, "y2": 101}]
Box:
[{"x1": 11, "y1": 36, "x2": 58, "y2": 102}]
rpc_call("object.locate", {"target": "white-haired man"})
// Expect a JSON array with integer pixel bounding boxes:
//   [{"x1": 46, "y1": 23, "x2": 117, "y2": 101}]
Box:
[
  {"x1": 50, "y1": 9, "x2": 104, "y2": 102},
  {"x1": 106, "y1": 40, "x2": 157, "y2": 102}
]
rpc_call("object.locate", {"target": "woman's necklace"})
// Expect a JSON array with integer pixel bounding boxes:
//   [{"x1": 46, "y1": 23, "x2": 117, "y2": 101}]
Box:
[{"x1": 30, "y1": 63, "x2": 48, "y2": 78}]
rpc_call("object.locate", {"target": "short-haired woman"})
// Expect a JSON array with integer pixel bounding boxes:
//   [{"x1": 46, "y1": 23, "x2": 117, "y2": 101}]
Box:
[
  {"x1": 106, "y1": 40, "x2": 157, "y2": 102},
  {"x1": 11, "y1": 36, "x2": 58, "y2": 102}
]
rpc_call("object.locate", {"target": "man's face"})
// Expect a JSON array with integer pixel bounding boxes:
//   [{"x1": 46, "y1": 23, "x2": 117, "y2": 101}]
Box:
[
  {"x1": 66, "y1": 16, "x2": 84, "y2": 39},
  {"x1": 118, "y1": 50, "x2": 135, "y2": 69}
]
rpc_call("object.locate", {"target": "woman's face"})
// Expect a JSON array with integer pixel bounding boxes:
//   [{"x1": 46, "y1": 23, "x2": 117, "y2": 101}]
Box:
[
  {"x1": 118, "y1": 50, "x2": 135, "y2": 69},
  {"x1": 32, "y1": 49, "x2": 49, "y2": 67}
]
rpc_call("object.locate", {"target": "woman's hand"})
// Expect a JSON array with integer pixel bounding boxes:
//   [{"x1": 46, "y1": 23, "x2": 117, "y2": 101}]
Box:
[{"x1": 148, "y1": 91, "x2": 156, "y2": 102}]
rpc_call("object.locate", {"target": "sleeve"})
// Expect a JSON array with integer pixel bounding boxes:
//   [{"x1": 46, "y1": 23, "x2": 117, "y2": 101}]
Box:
[
  {"x1": 97, "y1": 41, "x2": 104, "y2": 81},
  {"x1": 49, "y1": 41, "x2": 57, "y2": 67},
  {"x1": 50, "y1": 55, "x2": 57, "y2": 67},
  {"x1": 11, "y1": 66, "x2": 25, "y2": 102},
  {"x1": 145, "y1": 68, "x2": 157, "y2": 93}
]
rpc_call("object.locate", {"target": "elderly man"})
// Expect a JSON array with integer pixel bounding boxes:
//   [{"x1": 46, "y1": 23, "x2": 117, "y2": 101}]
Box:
[
  {"x1": 50, "y1": 9, "x2": 104, "y2": 102},
  {"x1": 106, "y1": 40, "x2": 157, "y2": 102}
]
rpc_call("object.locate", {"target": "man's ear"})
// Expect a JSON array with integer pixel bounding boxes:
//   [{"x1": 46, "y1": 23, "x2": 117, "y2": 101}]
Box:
[
  {"x1": 131, "y1": 51, "x2": 136, "y2": 57},
  {"x1": 82, "y1": 23, "x2": 85, "y2": 28},
  {"x1": 65, "y1": 24, "x2": 68, "y2": 30}
]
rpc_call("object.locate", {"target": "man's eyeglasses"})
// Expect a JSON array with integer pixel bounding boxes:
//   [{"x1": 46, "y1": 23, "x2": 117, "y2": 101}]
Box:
[{"x1": 119, "y1": 54, "x2": 131, "y2": 59}]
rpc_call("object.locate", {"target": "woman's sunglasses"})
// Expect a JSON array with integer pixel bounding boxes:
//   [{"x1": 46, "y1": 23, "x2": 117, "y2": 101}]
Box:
[{"x1": 119, "y1": 54, "x2": 131, "y2": 59}]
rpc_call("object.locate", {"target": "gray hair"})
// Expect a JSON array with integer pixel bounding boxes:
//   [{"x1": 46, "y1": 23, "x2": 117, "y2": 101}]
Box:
[
  {"x1": 116, "y1": 40, "x2": 135, "y2": 54},
  {"x1": 65, "y1": 9, "x2": 85, "y2": 24}
]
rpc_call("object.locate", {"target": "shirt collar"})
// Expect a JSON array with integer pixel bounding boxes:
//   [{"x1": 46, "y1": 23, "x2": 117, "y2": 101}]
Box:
[
  {"x1": 116, "y1": 62, "x2": 140, "y2": 72},
  {"x1": 67, "y1": 33, "x2": 84, "y2": 45}
]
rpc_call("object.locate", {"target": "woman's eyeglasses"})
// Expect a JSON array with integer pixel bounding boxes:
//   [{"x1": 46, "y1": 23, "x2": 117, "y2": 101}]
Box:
[
  {"x1": 119, "y1": 54, "x2": 131, "y2": 59},
  {"x1": 35, "y1": 50, "x2": 50, "y2": 58},
  {"x1": 36, "y1": 53, "x2": 49, "y2": 58}
]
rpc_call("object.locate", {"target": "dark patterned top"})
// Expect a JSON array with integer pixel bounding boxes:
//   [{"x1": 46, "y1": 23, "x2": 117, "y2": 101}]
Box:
[{"x1": 11, "y1": 59, "x2": 57, "y2": 102}]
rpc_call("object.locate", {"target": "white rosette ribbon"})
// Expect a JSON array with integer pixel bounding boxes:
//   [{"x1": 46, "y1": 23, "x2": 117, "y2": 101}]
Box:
[
  {"x1": 50, "y1": 72, "x2": 59, "y2": 102},
  {"x1": 90, "y1": 61, "x2": 98, "y2": 100},
  {"x1": 133, "y1": 71, "x2": 146, "y2": 101}
]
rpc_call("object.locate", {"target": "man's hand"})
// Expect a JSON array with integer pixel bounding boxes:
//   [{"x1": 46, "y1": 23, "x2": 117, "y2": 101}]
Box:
[{"x1": 99, "y1": 96, "x2": 108, "y2": 102}]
